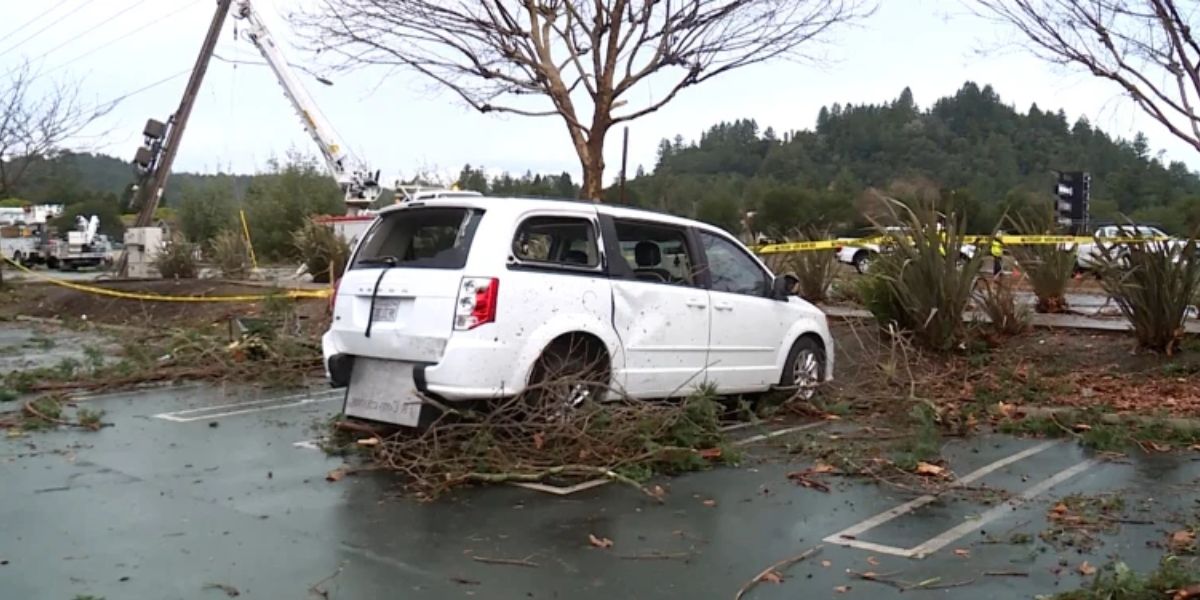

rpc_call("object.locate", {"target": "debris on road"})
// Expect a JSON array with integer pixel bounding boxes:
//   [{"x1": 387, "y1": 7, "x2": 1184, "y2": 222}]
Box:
[
  {"x1": 345, "y1": 388, "x2": 730, "y2": 500},
  {"x1": 588, "y1": 534, "x2": 614, "y2": 549},
  {"x1": 202, "y1": 582, "x2": 241, "y2": 597},
  {"x1": 734, "y1": 545, "x2": 822, "y2": 600},
  {"x1": 469, "y1": 555, "x2": 540, "y2": 568}
]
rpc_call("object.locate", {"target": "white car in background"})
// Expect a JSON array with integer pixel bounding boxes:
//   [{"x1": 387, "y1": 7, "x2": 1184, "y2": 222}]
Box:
[
  {"x1": 836, "y1": 226, "x2": 976, "y2": 274},
  {"x1": 1073, "y1": 225, "x2": 1184, "y2": 271},
  {"x1": 322, "y1": 196, "x2": 835, "y2": 427}
]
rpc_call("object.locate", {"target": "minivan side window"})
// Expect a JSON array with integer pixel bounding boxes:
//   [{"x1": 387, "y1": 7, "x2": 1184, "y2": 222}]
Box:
[
  {"x1": 700, "y1": 231, "x2": 769, "y2": 296},
  {"x1": 612, "y1": 220, "x2": 696, "y2": 285},
  {"x1": 512, "y1": 216, "x2": 600, "y2": 268}
]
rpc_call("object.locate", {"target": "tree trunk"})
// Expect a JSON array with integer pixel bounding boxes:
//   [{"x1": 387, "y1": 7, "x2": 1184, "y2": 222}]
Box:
[{"x1": 580, "y1": 126, "x2": 609, "y2": 202}]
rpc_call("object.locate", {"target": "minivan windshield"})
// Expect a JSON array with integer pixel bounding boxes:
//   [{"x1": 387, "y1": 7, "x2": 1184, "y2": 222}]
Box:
[{"x1": 351, "y1": 207, "x2": 483, "y2": 270}]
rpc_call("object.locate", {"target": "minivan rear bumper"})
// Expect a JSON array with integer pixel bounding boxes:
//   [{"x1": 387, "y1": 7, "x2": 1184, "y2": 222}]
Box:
[{"x1": 322, "y1": 331, "x2": 519, "y2": 401}]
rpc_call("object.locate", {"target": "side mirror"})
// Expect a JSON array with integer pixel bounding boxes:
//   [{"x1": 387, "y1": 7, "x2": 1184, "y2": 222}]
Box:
[{"x1": 771, "y1": 274, "x2": 798, "y2": 300}]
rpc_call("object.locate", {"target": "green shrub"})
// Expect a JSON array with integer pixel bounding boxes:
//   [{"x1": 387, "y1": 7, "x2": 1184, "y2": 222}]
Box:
[
  {"x1": 293, "y1": 221, "x2": 349, "y2": 283},
  {"x1": 154, "y1": 233, "x2": 199, "y2": 279},
  {"x1": 761, "y1": 229, "x2": 838, "y2": 303},
  {"x1": 973, "y1": 276, "x2": 1030, "y2": 335},
  {"x1": 1051, "y1": 557, "x2": 1200, "y2": 600},
  {"x1": 1007, "y1": 212, "x2": 1076, "y2": 313},
  {"x1": 1095, "y1": 234, "x2": 1200, "y2": 354},
  {"x1": 863, "y1": 200, "x2": 985, "y2": 351},
  {"x1": 210, "y1": 229, "x2": 252, "y2": 279}
]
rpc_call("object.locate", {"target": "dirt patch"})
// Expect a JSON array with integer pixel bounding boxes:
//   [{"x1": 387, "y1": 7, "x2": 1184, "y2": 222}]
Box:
[
  {"x1": 827, "y1": 319, "x2": 1200, "y2": 420},
  {"x1": 1, "y1": 280, "x2": 327, "y2": 328}
]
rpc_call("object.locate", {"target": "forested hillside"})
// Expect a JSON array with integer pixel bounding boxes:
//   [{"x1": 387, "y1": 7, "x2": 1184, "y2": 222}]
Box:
[
  {"x1": 8, "y1": 81, "x2": 1200, "y2": 248},
  {"x1": 617, "y1": 82, "x2": 1200, "y2": 236}
]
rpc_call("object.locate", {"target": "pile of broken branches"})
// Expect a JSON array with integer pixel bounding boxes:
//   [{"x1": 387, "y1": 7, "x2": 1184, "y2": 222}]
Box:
[{"x1": 362, "y1": 384, "x2": 729, "y2": 500}]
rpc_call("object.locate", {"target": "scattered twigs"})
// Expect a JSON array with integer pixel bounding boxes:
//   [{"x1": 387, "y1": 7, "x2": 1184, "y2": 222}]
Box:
[
  {"x1": 849, "y1": 570, "x2": 976, "y2": 591},
  {"x1": 459, "y1": 463, "x2": 670, "y2": 503},
  {"x1": 22, "y1": 398, "x2": 72, "y2": 427},
  {"x1": 470, "y1": 555, "x2": 540, "y2": 568},
  {"x1": 734, "y1": 545, "x2": 822, "y2": 600},
  {"x1": 984, "y1": 570, "x2": 1030, "y2": 577},
  {"x1": 617, "y1": 550, "x2": 694, "y2": 560},
  {"x1": 307, "y1": 561, "x2": 346, "y2": 599},
  {"x1": 365, "y1": 369, "x2": 727, "y2": 500}
]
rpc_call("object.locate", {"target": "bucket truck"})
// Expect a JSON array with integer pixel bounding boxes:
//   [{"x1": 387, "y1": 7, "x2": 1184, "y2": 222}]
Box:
[
  {"x1": 233, "y1": 0, "x2": 380, "y2": 214},
  {"x1": 41, "y1": 215, "x2": 112, "y2": 271}
]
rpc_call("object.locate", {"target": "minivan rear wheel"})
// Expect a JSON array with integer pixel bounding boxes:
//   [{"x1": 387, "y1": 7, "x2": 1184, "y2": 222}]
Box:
[
  {"x1": 526, "y1": 340, "x2": 610, "y2": 415},
  {"x1": 780, "y1": 336, "x2": 826, "y2": 400}
]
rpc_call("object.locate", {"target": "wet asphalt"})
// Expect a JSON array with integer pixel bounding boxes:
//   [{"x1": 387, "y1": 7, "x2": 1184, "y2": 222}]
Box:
[{"x1": 2, "y1": 322, "x2": 1198, "y2": 599}]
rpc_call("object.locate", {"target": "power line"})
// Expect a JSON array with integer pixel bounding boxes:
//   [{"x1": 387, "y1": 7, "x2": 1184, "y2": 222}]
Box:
[
  {"x1": 29, "y1": 0, "x2": 154, "y2": 67},
  {"x1": 99, "y1": 69, "x2": 190, "y2": 109},
  {"x1": 0, "y1": 0, "x2": 99, "y2": 59},
  {"x1": 39, "y1": 0, "x2": 204, "y2": 78},
  {"x1": 0, "y1": 0, "x2": 75, "y2": 44}
]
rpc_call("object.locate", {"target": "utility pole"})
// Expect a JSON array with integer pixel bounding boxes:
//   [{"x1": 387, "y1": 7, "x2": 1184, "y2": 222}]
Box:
[
  {"x1": 618, "y1": 127, "x2": 629, "y2": 204},
  {"x1": 132, "y1": 0, "x2": 232, "y2": 229},
  {"x1": 121, "y1": 0, "x2": 231, "y2": 276}
]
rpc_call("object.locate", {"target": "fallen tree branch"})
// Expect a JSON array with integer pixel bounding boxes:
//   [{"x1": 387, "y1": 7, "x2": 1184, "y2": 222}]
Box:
[
  {"x1": 459, "y1": 464, "x2": 666, "y2": 503},
  {"x1": 470, "y1": 555, "x2": 540, "y2": 568},
  {"x1": 734, "y1": 545, "x2": 822, "y2": 600},
  {"x1": 22, "y1": 398, "x2": 72, "y2": 426},
  {"x1": 617, "y1": 551, "x2": 694, "y2": 560}
]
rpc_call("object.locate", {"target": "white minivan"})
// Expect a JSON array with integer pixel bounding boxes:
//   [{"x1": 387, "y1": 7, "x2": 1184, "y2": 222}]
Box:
[{"x1": 322, "y1": 196, "x2": 834, "y2": 426}]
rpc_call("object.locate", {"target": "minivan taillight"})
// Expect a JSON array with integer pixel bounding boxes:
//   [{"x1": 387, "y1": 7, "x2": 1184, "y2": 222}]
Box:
[
  {"x1": 328, "y1": 278, "x2": 341, "y2": 314},
  {"x1": 454, "y1": 277, "x2": 499, "y2": 330}
]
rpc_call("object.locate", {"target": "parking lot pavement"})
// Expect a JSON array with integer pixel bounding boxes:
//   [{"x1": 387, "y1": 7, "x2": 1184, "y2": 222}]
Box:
[
  {"x1": 2, "y1": 383, "x2": 1197, "y2": 599},
  {"x1": 0, "y1": 323, "x2": 121, "y2": 373}
]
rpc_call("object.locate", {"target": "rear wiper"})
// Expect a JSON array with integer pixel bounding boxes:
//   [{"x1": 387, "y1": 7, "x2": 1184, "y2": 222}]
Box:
[{"x1": 357, "y1": 256, "x2": 399, "y2": 267}]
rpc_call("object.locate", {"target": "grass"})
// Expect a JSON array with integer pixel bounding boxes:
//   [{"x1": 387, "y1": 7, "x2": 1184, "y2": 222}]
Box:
[
  {"x1": 999, "y1": 410, "x2": 1200, "y2": 452},
  {"x1": 1051, "y1": 556, "x2": 1200, "y2": 600}
]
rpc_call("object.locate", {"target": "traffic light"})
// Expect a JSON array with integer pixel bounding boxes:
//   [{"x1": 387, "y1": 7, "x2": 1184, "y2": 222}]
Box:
[{"x1": 1055, "y1": 171, "x2": 1090, "y2": 230}]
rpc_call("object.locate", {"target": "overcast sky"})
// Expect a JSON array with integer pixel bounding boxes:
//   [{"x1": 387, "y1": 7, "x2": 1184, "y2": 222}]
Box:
[{"x1": 3, "y1": 0, "x2": 1197, "y2": 187}]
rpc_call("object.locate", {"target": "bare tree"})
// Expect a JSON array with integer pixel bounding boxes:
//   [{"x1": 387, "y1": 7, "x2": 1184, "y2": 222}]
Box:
[
  {"x1": 298, "y1": 0, "x2": 872, "y2": 200},
  {"x1": 973, "y1": 0, "x2": 1200, "y2": 154},
  {"x1": 0, "y1": 62, "x2": 111, "y2": 198}
]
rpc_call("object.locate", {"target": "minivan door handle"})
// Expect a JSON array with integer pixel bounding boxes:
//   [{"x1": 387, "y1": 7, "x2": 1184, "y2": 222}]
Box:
[
  {"x1": 685, "y1": 299, "x2": 707, "y2": 309},
  {"x1": 714, "y1": 301, "x2": 733, "y2": 311}
]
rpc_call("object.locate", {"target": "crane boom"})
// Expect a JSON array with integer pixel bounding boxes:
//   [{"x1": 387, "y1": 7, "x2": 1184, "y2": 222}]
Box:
[{"x1": 233, "y1": 1, "x2": 379, "y2": 212}]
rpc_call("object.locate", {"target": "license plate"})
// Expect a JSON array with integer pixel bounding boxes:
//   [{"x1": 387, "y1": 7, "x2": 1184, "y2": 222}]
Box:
[
  {"x1": 371, "y1": 298, "x2": 401, "y2": 322},
  {"x1": 345, "y1": 358, "x2": 422, "y2": 426}
]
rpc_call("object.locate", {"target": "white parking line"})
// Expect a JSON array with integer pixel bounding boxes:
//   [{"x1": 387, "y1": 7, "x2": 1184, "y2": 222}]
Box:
[
  {"x1": 732, "y1": 422, "x2": 826, "y2": 446},
  {"x1": 154, "y1": 390, "x2": 343, "y2": 422},
  {"x1": 906, "y1": 458, "x2": 1099, "y2": 558},
  {"x1": 822, "y1": 440, "x2": 1085, "y2": 558}
]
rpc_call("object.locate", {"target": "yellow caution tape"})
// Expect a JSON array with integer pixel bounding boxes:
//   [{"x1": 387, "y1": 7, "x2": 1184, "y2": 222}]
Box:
[
  {"x1": 2, "y1": 255, "x2": 331, "y2": 302},
  {"x1": 755, "y1": 234, "x2": 1179, "y2": 254}
]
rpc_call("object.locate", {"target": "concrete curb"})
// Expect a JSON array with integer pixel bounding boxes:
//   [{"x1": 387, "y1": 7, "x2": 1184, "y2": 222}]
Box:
[{"x1": 1015, "y1": 405, "x2": 1200, "y2": 432}]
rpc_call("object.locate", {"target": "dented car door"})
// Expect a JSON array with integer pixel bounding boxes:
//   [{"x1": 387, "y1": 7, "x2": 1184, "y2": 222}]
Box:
[{"x1": 602, "y1": 217, "x2": 711, "y2": 397}]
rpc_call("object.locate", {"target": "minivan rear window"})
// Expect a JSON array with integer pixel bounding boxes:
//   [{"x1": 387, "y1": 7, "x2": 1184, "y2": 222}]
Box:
[{"x1": 351, "y1": 207, "x2": 483, "y2": 270}]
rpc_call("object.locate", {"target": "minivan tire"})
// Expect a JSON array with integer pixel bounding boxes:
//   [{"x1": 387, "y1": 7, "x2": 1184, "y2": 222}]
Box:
[
  {"x1": 526, "y1": 342, "x2": 610, "y2": 415},
  {"x1": 780, "y1": 336, "x2": 826, "y2": 400}
]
